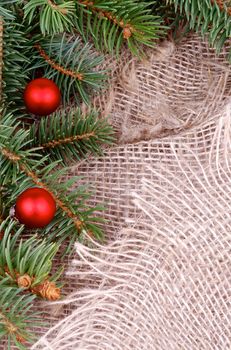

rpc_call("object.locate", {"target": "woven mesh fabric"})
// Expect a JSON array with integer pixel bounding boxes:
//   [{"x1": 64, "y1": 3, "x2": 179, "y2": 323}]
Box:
[{"x1": 25, "y1": 34, "x2": 231, "y2": 349}]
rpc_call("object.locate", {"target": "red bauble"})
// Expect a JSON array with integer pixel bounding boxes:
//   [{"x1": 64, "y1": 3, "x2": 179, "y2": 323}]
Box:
[
  {"x1": 24, "y1": 78, "x2": 61, "y2": 116},
  {"x1": 15, "y1": 188, "x2": 56, "y2": 228}
]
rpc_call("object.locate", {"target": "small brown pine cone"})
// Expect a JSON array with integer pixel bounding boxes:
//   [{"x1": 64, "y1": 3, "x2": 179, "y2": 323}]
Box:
[
  {"x1": 17, "y1": 274, "x2": 32, "y2": 289},
  {"x1": 123, "y1": 27, "x2": 132, "y2": 39},
  {"x1": 16, "y1": 334, "x2": 26, "y2": 344},
  {"x1": 32, "y1": 280, "x2": 61, "y2": 301}
]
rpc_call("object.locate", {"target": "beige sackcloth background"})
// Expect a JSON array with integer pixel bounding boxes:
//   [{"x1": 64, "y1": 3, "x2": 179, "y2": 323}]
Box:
[{"x1": 5, "y1": 33, "x2": 231, "y2": 349}]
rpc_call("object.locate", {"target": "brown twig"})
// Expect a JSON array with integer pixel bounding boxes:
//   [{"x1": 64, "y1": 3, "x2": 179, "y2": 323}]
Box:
[
  {"x1": 41, "y1": 131, "x2": 95, "y2": 148},
  {"x1": 78, "y1": 0, "x2": 135, "y2": 39},
  {"x1": 47, "y1": 0, "x2": 68, "y2": 14},
  {"x1": 35, "y1": 43, "x2": 84, "y2": 80}
]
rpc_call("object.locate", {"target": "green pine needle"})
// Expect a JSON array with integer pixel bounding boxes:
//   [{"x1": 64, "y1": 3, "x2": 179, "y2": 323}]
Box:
[
  {"x1": 24, "y1": 0, "x2": 76, "y2": 35},
  {"x1": 2, "y1": 20, "x2": 30, "y2": 110},
  {"x1": 0, "y1": 1, "x2": 18, "y2": 19}
]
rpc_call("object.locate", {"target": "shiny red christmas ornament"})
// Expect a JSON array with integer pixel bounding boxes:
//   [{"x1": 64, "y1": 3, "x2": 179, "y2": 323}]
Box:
[
  {"x1": 23, "y1": 78, "x2": 61, "y2": 116},
  {"x1": 15, "y1": 187, "x2": 56, "y2": 228}
]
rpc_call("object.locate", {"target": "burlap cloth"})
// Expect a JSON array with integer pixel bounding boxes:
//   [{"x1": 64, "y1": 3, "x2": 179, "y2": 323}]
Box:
[{"x1": 6, "y1": 33, "x2": 231, "y2": 349}]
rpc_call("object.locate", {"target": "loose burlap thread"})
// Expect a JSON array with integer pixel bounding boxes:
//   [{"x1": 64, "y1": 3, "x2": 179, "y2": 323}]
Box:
[{"x1": 3, "y1": 33, "x2": 231, "y2": 349}]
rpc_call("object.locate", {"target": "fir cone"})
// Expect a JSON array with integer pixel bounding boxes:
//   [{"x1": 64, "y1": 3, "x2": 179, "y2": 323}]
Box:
[
  {"x1": 123, "y1": 27, "x2": 132, "y2": 39},
  {"x1": 16, "y1": 334, "x2": 26, "y2": 344},
  {"x1": 32, "y1": 280, "x2": 60, "y2": 301},
  {"x1": 17, "y1": 274, "x2": 32, "y2": 289}
]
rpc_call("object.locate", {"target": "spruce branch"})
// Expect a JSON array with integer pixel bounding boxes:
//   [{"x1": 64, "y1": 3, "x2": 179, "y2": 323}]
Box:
[
  {"x1": 28, "y1": 108, "x2": 115, "y2": 164},
  {"x1": 29, "y1": 33, "x2": 106, "y2": 105},
  {"x1": 75, "y1": 0, "x2": 167, "y2": 56},
  {"x1": 24, "y1": 0, "x2": 76, "y2": 35},
  {"x1": 0, "y1": 112, "x2": 105, "y2": 255},
  {"x1": 23, "y1": 0, "x2": 167, "y2": 56},
  {"x1": 3, "y1": 20, "x2": 30, "y2": 109},
  {"x1": 78, "y1": 0, "x2": 138, "y2": 38},
  {"x1": 0, "y1": 219, "x2": 62, "y2": 300},
  {"x1": 0, "y1": 16, "x2": 3, "y2": 99},
  {"x1": 0, "y1": 282, "x2": 38, "y2": 349}
]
